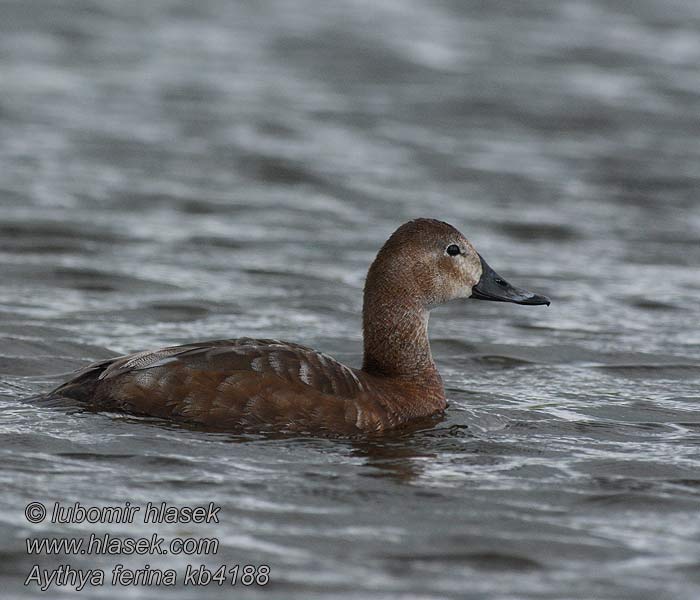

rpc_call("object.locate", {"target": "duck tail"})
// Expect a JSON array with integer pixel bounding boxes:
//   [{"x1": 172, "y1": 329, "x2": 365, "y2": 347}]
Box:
[{"x1": 28, "y1": 358, "x2": 117, "y2": 405}]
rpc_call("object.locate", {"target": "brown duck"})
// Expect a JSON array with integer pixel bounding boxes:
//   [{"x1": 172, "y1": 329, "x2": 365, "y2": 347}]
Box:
[{"x1": 45, "y1": 219, "x2": 550, "y2": 434}]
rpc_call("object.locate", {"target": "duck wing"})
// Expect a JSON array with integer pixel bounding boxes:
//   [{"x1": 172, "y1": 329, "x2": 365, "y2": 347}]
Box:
[{"x1": 48, "y1": 338, "x2": 378, "y2": 432}]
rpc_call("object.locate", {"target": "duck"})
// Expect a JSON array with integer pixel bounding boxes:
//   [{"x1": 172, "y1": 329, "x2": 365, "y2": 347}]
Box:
[{"x1": 43, "y1": 219, "x2": 550, "y2": 435}]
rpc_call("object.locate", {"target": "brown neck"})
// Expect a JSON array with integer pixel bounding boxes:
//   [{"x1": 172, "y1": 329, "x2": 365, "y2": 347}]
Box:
[{"x1": 361, "y1": 289, "x2": 437, "y2": 379}]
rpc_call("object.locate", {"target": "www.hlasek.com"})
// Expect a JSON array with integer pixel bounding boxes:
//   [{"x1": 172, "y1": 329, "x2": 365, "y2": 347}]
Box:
[{"x1": 23, "y1": 501, "x2": 270, "y2": 591}]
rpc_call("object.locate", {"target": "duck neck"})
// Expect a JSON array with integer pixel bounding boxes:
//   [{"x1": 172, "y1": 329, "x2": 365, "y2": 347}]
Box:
[{"x1": 362, "y1": 294, "x2": 437, "y2": 379}]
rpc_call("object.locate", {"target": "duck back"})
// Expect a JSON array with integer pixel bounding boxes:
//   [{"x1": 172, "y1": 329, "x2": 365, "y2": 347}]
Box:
[{"x1": 46, "y1": 338, "x2": 441, "y2": 434}]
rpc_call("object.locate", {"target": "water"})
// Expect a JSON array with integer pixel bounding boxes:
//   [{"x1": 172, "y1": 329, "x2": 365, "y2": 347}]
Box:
[{"x1": 1, "y1": 0, "x2": 700, "y2": 598}]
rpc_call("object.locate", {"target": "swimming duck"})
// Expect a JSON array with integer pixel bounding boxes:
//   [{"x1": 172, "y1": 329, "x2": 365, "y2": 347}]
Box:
[{"x1": 45, "y1": 219, "x2": 549, "y2": 434}]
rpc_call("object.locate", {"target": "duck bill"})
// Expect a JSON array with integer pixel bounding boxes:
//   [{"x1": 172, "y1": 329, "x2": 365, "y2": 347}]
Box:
[{"x1": 471, "y1": 255, "x2": 550, "y2": 306}]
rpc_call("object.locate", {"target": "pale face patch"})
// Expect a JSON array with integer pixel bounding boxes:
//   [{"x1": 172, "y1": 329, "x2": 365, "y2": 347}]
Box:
[{"x1": 419, "y1": 237, "x2": 483, "y2": 306}]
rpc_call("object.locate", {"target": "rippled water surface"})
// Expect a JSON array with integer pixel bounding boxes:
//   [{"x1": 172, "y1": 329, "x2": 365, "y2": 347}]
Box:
[{"x1": 2, "y1": 1, "x2": 700, "y2": 598}]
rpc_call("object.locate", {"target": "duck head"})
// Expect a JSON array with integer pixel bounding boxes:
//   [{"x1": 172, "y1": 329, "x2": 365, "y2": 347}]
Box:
[
  {"x1": 366, "y1": 218, "x2": 550, "y2": 309},
  {"x1": 362, "y1": 218, "x2": 549, "y2": 376}
]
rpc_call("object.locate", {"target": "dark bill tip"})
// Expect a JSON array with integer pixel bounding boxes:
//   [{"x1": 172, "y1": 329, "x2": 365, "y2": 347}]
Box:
[
  {"x1": 514, "y1": 292, "x2": 551, "y2": 306},
  {"x1": 471, "y1": 254, "x2": 550, "y2": 306}
]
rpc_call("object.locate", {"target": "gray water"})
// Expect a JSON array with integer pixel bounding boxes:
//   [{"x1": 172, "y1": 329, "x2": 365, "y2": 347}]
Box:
[{"x1": 1, "y1": 0, "x2": 700, "y2": 598}]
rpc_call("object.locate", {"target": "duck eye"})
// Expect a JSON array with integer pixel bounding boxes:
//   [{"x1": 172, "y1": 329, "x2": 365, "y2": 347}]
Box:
[{"x1": 446, "y1": 244, "x2": 461, "y2": 256}]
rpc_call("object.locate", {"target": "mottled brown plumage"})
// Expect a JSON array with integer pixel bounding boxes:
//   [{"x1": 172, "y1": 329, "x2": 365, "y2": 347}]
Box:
[{"x1": 45, "y1": 219, "x2": 550, "y2": 435}]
